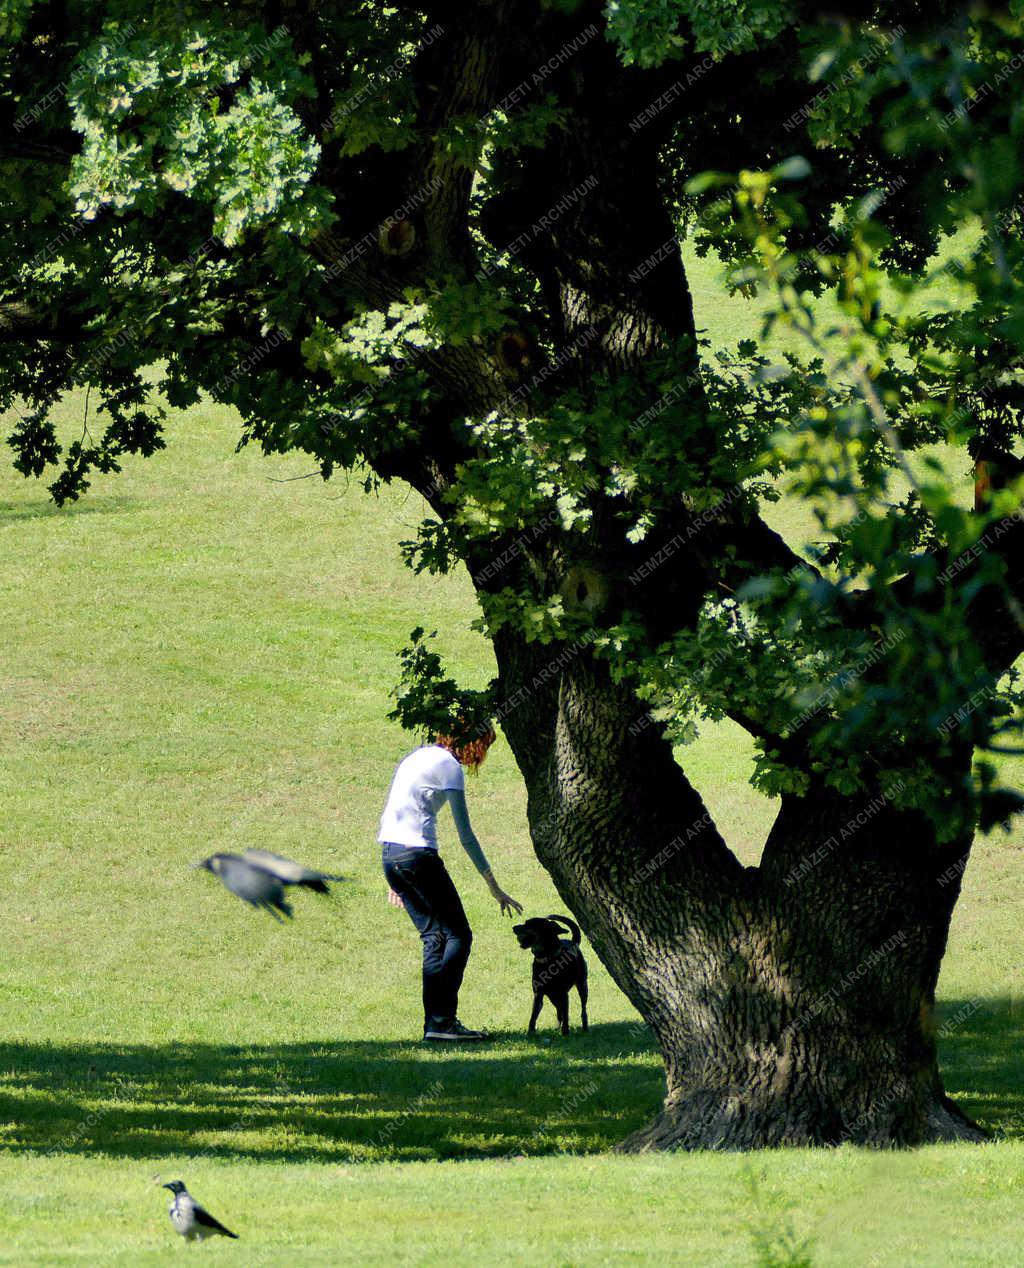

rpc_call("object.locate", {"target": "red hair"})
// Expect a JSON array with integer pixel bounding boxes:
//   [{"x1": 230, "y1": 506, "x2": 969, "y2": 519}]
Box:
[{"x1": 435, "y1": 725, "x2": 497, "y2": 771}]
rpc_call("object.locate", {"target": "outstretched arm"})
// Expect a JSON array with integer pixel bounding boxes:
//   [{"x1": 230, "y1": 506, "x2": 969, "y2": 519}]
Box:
[
  {"x1": 447, "y1": 788, "x2": 523, "y2": 916},
  {"x1": 447, "y1": 787, "x2": 491, "y2": 874}
]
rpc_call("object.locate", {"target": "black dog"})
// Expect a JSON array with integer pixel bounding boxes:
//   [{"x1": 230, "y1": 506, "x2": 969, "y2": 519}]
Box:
[{"x1": 512, "y1": 915, "x2": 588, "y2": 1035}]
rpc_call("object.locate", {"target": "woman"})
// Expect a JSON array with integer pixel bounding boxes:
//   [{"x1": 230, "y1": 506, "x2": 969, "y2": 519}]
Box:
[{"x1": 379, "y1": 724, "x2": 522, "y2": 1041}]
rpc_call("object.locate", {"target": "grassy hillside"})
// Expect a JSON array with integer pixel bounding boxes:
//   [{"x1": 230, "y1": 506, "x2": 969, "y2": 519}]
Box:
[{"x1": 0, "y1": 246, "x2": 1021, "y2": 1265}]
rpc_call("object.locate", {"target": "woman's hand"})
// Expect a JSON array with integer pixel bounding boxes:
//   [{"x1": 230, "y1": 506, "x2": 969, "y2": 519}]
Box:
[
  {"x1": 387, "y1": 888, "x2": 404, "y2": 909},
  {"x1": 493, "y1": 888, "x2": 523, "y2": 917},
  {"x1": 487, "y1": 876, "x2": 523, "y2": 917}
]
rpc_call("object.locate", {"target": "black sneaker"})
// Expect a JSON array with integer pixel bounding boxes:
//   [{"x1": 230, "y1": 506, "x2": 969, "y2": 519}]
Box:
[{"x1": 423, "y1": 1018, "x2": 489, "y2": 1041}]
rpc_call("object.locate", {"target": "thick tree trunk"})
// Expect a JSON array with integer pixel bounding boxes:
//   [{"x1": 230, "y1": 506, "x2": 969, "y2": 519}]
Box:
[
  {"x1": 625, "y1": 794, "x2": 984, "y2": 1150},
  {"x1": 492, "y1": 632, "x2": 986, "y2": 1149}
]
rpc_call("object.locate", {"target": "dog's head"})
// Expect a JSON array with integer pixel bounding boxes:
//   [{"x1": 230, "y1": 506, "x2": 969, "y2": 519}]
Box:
[{"x1": 513, "y1": 916, "x2": 569, "y2": 953}]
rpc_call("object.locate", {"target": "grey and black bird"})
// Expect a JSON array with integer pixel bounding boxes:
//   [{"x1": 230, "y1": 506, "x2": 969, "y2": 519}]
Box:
[
  {"x1": 195, "y1": 852, "x2": 294, "y2": 920},
  {"x1": 162, "y1": 1180, "x2": 238, "y2": 1242},
  {"x1": 195, "y1": 850, "x2": 345, "y2": 920}
]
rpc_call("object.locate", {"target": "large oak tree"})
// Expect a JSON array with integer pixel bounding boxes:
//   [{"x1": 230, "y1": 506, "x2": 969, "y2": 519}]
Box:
[{"x1": 2, "y1": 0, "x2": 1023, "y2": 1148}]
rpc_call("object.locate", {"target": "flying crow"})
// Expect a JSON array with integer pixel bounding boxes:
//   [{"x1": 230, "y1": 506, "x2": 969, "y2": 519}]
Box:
[
  {"x1": 194, "y1": 850, "x2": 346, "y2": 919},
  {"x1": 194, "y1": 852, "x2": 293, "y2": 921}
]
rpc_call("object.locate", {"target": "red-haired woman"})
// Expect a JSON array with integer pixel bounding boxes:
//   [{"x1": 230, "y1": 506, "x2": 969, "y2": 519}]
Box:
[{"x1": 379, "y1": 726, "x2": 522, "y2": 1040}]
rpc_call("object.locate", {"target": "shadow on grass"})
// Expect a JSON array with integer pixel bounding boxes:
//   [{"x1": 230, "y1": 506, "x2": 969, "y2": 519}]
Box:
[
  {"x1": 0, "y1": 1022, "x2": 663, "y2": 1163},
  {"x1": 937, "y1": 996, "x2": 1024, "y2": 1140},
  {"x1": 0, "y1": 494, "x2": 136, "y2": 522},
  {"x1": 1, "y1": 1002, "x2": 1019, "y2": 1163}
]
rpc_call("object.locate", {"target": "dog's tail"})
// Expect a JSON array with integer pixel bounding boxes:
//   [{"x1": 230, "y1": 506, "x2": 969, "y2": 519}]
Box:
[{"x1": 547, "y1": 914, "x2": 581, "y2": 944}]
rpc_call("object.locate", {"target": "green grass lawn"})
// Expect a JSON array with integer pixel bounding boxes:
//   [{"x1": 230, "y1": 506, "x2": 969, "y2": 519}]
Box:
[{"x1": 1, "y1": 248, "x2": 1022, "y2": 1264}]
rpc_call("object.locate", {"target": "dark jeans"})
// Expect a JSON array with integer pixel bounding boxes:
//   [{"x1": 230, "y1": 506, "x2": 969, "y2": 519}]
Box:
[{"x1": 382, "y1": 843, "x2": 473, "y2": 1028}]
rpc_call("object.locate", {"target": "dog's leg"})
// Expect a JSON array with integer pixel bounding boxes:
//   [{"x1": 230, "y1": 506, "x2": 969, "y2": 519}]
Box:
[
  {"x1": 557, "y1": 995, "x2": 570, "y2": 1036},
  {"x1": 528, "y1": 991, "x2": 544, "y2": 1034},
  {"x1": 578, "y1": 976, "x2": 589, "y2": 1032}
]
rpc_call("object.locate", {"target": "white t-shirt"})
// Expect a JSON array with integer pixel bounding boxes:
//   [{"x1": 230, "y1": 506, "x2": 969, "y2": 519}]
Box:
[{"x1": 378, "y1": 745, "x2": 466, "y2": 849}]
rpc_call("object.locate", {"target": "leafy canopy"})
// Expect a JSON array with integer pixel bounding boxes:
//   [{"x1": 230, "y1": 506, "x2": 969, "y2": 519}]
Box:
[{"x1": 2, "y1": 0, "x2": 1023, "y2": 839}]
